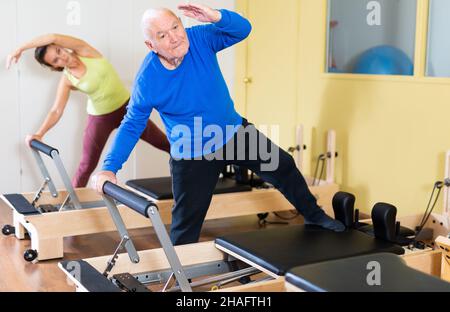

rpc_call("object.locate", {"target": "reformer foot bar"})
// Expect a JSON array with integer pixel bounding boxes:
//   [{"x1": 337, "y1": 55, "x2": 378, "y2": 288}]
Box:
[
  {"x1": 59, "y1": 187, "x2": 449, "y2": 292},
  {"x1": 126, "y1": 127, "x2": 340, "y2": 222}
]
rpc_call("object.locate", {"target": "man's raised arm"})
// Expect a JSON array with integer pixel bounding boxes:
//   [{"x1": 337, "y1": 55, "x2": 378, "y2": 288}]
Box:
[{"x1": 179, "y1": 3, "x2": 252, "y2": 52}]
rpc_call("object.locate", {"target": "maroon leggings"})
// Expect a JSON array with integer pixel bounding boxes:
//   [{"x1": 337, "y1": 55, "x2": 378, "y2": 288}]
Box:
[{"x1": 72, "y1": 102, "x2": 170, "y2": 188}]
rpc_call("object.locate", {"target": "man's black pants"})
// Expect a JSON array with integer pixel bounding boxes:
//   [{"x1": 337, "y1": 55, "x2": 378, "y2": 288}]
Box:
[{"x1": 169, "y1": 120, "x2": 325, "y2": 245}]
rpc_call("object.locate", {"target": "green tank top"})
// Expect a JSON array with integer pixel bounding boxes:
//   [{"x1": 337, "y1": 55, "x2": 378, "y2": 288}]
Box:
[{"x1": 64, "y1": 56, "x2": 130, "y2": 116}]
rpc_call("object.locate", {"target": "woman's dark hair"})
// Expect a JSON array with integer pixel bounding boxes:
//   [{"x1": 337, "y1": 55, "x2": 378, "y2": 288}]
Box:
[{"x1": 34, "y1": 45, "x2": 64, "y2": 72}]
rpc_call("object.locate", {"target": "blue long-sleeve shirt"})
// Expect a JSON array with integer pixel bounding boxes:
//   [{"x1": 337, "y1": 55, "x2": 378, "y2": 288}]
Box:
[{"x1": 103, "y1": 9, "x2": 252, "y2": 173}]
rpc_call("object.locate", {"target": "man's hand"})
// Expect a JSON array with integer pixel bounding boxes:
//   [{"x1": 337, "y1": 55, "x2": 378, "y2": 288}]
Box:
[
  {"x1": 91, "y1": 171, "x2": 117, "y2": 195},
  {"x1": 6, "y1": 49, "x2": 23, "y2": 70},
  {"x1": 178, "y1": 3, "x2": 222, "y2": 23},
  {"x1": 25, "y1": 134, "x2": 43, "y2": 147}
]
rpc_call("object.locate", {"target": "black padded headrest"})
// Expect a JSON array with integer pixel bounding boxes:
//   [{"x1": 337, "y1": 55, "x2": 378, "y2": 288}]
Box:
[
  {"x1": 215, "y1": 225, "x2": 404, "y2": 276},
  {"x1": 285, "y1": 253, "x2": 450, "y2": 292},
  {"x1": 126, "y1": 177, "x2": 252, "y2": 200},
  {"x1": 332, "y1": 192, "x2": 355, "y2": 228},
  {"x1": 372, "y1": 203, "x2": 397, "y2": 242}
]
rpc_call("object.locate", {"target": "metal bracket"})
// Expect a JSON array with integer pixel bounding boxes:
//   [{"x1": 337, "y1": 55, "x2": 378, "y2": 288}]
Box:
[
  {"x1": 30, "y1": 147, "x2": 83, "y2": 210},
  {"x1": 103, "y1": 235, "x2": 131, "y2": 278},
  {"x1": 113, "y1": 273, "x2": 151, "y2": 292},
  {"x1": 166, "y1": 267, "x2": 260, "y2": 292},
  {"x1": 58, "y1": 194, "x2": 72, "y2": 212},
  {"x1": 51, "y1": 151, "x2": 82, "y2": 210},
  {"x1": 145, "y1": 204, "x2": 192, "y2": 292},
  {"x1": 31, "y1": 179, "x2": 49, "y2": 208},
  {"x1": 103, "y1": 195, "x2": 140, "y2": 265},
  {"x1": 32, "y1": 149, "x2": 57, "y2": 198}
]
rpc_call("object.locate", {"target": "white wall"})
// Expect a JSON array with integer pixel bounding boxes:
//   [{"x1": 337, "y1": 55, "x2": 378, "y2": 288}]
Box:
[
  {"x1": 16, "y1": 0, "x2": 112, "y2": 192},
  {"x1": 1, "y1": 0, "x2": 236, "y2": 193},
  {"x1": 0, "y1": 0, "x2": 21, "y2": 194}
]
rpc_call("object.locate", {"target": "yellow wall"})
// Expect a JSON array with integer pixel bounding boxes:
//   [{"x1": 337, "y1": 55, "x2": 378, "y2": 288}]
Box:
[
  {"x1": 238, "y1": 0, "x2": 450, "y2": 216},
  {"x1": 300, "y1": 0, "x2": 449, "y2": 216}
]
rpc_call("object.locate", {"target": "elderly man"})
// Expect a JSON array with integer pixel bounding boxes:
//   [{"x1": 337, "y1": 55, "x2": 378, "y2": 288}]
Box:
[{"x1": 93, "y1": 3, "x2": 344, "y2": 245}]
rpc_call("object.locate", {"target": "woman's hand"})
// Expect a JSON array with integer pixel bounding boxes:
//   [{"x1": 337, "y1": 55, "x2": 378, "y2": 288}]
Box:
[
  {"x1": 6, "y1": 49, "x2": 23, "y2": 70},
  {"x1": 178, "y1": 3, "x2": 222, "y2": 23}
]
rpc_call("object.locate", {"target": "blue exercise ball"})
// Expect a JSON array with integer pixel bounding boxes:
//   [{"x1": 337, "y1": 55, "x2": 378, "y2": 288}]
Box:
[{"x1": 353, "y1": 45, "x2": 413, "y2": 76}]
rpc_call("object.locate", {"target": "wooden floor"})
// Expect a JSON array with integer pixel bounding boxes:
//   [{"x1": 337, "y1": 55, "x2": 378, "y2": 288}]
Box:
[{"x1": 0, "y1": 199, "x2": 303, "y2": 292}]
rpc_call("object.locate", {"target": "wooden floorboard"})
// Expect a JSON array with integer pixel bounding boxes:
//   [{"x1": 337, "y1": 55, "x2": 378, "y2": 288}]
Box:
[{"x1": 0, "y1": 198, "x2": 302, "y2": 291}]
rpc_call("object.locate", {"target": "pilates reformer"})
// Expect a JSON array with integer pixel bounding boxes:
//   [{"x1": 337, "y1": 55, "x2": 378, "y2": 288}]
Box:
[
  {"x1": 0, "y1": 129, "x2": 339, "y2": 262},
  {"x1": 1, "y1": 140, "x2": 114, "y2": 261},
  {"x1": 126, "y1": 126, "x2": 340, "y2": 223},
  {"x1": 59, "y1": 183, "x2": 449, "y2": 292},
  {"x1": 1, "y1": 140, "x2": 177, "y2": 262}
]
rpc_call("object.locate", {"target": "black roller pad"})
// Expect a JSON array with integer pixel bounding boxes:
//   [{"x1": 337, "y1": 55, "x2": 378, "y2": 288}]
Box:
[
  {"x1": 126, "y1": 177, "x2": 252, "y2": 200},
  {"x1": 215, "y1": 225, "x2": 404, "y2": 276},
  {"x1": 285, "y1": 253, "x2": 450, "y2": 292},
  {"x1": 3, "y1": 194, "x2": 40, "y2": 215}
]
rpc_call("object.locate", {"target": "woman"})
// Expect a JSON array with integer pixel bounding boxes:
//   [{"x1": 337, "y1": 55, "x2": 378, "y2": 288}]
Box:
[{"x1": 6, "y1": 34, "x2": 170, "y2": 188}]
